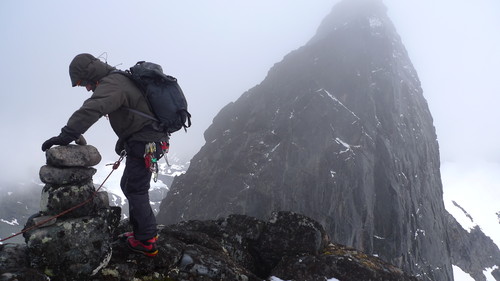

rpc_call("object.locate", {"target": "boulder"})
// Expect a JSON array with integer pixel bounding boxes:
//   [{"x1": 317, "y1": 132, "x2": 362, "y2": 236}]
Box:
[
  {"x1": 39, "y1": 165, "x2": 96, "y2": 185},
  {"x1": 45, "y1": 145, "x2": 101, "y2": 167},
  {"x1": 23, "y1": 208, "x2": 120, "y2": 279},
  {"x1": 39, "y1": 180, "x2": 103, "y2": 218},
  {"x1": 254, "y1": 211, "x2": 330, "y2": 275}
]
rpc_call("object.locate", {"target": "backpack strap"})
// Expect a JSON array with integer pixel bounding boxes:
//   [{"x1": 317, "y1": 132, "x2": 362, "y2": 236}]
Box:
[
  {"x1": 109, "y1": 70, "x2": 159, "y2": 121},
  {"x1": 123, "y1": 106, "x2": 160, "y2": 122}
]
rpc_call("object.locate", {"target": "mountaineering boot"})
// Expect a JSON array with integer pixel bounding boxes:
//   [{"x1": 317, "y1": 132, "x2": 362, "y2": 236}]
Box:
[
  {"x1": 119, "y1": 231, "x2": 159, "y2": 241},
  {"x1": 127, "y1": 236, "x2": 159, "y2": 257}
]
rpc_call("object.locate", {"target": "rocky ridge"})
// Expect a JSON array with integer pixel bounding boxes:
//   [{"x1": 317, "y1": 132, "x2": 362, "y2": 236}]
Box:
[{"x1": 0, "y1": 145, "x2": 419, "y2": 280}]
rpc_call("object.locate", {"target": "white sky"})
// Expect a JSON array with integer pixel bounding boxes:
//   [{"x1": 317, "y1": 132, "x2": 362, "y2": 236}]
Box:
[{"x1": 1, "y1": 1, "x2": 499, "y2": 279}]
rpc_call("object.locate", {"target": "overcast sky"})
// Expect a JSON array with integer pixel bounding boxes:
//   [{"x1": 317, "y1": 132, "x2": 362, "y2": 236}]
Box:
[{"x1": 1, "y1": 1, "x2": 499, "y2": 279}]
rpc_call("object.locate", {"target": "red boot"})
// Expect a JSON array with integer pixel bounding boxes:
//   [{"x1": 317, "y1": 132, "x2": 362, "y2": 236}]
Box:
[{"x1": 127, "y1": 236, "x2": 159, "y2": 257}]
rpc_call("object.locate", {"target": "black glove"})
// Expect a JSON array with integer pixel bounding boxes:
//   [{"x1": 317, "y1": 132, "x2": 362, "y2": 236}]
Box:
[
  {"x1": 115, "y1": 138, "x2": 125, "y2": 156},
  {"x1": 41, "y1": 126, "x2": 79, "y2": 151}
]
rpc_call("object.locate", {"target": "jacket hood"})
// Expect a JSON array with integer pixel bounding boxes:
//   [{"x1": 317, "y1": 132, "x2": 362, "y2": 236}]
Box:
[{"x1": 69, "y1": 53, "x2": 116, "y2": 87}]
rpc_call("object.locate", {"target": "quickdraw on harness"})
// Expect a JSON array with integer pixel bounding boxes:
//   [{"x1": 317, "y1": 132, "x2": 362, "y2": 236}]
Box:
[{"x1": 144, "y1": 141, "x2": 169, "y2": 182}]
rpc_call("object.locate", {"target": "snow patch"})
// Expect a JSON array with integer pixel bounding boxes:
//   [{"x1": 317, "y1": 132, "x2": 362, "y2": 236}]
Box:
[
  {"x1": 445, "y1": 200, "x2": 477, "y2": 232},
  {"x1": 484, "y1": 266, "x2": 499, "y2": 281},
  {"x1": 316, "y1": 88, "x2": 360, "y2": 120},
  {"x1": 335, "y1": 138, "x2": 360, "y2": 154},
  {"x1": 0, "y1": 219, "x2": 19, "y2": 226},
  {"x1": 414, "y1": 229, "x2": 426, "y2": 239},
  {"x1": 452, "y1": 265, "x2": 474, "y2": 281}
]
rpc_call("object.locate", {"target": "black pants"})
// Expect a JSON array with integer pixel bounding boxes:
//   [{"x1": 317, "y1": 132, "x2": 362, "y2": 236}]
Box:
[{"x1": 120, "y1": 141, "x2": 159, "y2": 241}]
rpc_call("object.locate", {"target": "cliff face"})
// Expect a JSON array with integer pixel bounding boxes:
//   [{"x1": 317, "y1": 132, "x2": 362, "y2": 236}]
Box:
[{"x1": 158, "y1": 0, "x2": 453, "y2": 280}]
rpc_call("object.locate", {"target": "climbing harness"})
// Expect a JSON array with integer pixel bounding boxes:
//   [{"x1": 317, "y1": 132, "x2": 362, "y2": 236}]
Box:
[
  {"x1": 0, "y1": 151, "x2": 127, "y2": 243},
  {"x1": 144, "y1": 141, "x2": 169, "y2": 182},
  {"x1": 144, "y1": 142, "x2": 159, "y2": 182}
]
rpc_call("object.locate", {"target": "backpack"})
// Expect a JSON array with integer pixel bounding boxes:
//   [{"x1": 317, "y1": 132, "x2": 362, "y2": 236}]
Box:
[{"x1": 117, "y1": 61, "x2": 191, "y2": 134}]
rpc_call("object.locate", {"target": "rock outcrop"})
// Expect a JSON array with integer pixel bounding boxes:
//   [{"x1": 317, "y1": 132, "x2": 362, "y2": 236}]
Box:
[
  {"x1": 446, "y1": 211, "x2": 500, "y2": 281},
  {"x1": 1, "y1": 211, "x2": 419, "y2": 281},
  {"x1": 21, "y1": 145, "x2": 121, "y2": 279},
  {"x1": 156, "y1": 0, "x2": 496, "y2": 280}
]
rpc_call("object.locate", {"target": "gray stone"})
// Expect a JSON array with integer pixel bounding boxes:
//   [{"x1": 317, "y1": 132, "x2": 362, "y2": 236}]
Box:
[
  {"x1": 39, "y1": 165, "x2": 96, "y2": 185},
  {"x1": 24, "y1": 214, "x2": 114, "y2": 279},
  {"x1": 0, "y1": 243, "x2": 28, "y2": 271},
  {"x1": 39, "y1": 180, "x2": 101, "y2": 218},
  {"x1": 254, "y1": 212, "x2": 330, "y2": 272},
  {"x1": 96, "y1": 191, "x2": 111, "y2": 209},
  {"x1": 45, "y1": 144, "x2": 101, "y2": 167},
  {"x1": 31, "y1": 216, "x2": 57, "y2": 228}
]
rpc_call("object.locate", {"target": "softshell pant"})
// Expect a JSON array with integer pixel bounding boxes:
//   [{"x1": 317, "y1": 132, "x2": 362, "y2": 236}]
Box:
[{"x1": 120, "y1": 141, "x2": 159, "y2": 241}]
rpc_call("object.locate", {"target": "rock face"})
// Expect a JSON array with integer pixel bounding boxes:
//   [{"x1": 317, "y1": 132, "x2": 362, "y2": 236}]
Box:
[
  {"x1": 1, "y1": 211, "x2": 419, "y2": 281},
  {"x1": 22, "y1": 145, "x2": 120, "y2": 279},
  {"x1": 158, "y1": 0, "x2": 454, "y2": 280}
]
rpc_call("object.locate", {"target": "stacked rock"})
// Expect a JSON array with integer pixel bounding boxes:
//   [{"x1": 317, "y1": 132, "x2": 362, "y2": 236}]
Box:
[{"x1": 23, "y1": 144, "x2": 121, "y2": 279}]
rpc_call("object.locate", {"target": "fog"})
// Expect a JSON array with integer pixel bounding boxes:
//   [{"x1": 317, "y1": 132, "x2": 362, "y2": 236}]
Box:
[{"x1": 1, "y1": 1, "x2": 499, "y2": 278}]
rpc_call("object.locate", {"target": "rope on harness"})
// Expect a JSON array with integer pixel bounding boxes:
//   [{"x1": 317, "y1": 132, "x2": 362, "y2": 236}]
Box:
[{"x1": 0, "y1": 150, "x2": 127, "y2": 243}]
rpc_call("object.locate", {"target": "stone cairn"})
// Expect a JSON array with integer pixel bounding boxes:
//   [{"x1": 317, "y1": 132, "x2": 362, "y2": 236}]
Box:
[{"x1": 23, "y1": 144, "x2": 121, "y2": 279}]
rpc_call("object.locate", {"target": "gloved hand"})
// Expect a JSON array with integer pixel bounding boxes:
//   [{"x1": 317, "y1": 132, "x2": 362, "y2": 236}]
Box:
[
  {"x1": 41, "y1": 133, "x2": 74, "y2": 151},
  {"x1": 115, "y1": 138, "x2": 125, "y2": 156},
  {"x1": 41, "y1": 126, "x2": 79, "y2": 151}
]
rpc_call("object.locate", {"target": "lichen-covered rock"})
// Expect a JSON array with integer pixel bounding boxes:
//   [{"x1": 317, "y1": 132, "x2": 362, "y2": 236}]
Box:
[
  {"x1": 45, "y1": 145, "x2": 101, "y2": 167},
  {"x1": 39, "y1": 165, "x2": 96, "y2": 185},
  {"x1": 102, "y1": 219, "x2": 261, "y2": 281},
  {"x1": 96, "y1": 212, "x2": 417, "y2": 281},
  {"x1": 0, "y1": 243, "x2": 50, "y2": 280},
  {"x1": 255, "y1": 211, "x2": 330, "y2": 273},
  {"x1": 23, "y1": 208, "x2": 120, "y2": 279},
  {"x1": 39, "y1": 180, "x2": 102, "y2": 218},
  {"x1": 3, "y1": 212, "x2": 419, "y2": 280},
  {"x1": 0, "y1": 243, "x2": 28, "y2": 272}
]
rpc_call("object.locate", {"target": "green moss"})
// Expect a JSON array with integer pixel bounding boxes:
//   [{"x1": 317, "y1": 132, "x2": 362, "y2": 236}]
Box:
[{"x1": 44, "y1": 268, "x2": 54, "y2": 276}]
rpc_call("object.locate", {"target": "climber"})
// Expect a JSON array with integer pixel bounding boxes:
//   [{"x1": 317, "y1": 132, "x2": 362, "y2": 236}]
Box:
[{"x1": 41, "y1": 53, "x2": 168, "y2": 257}]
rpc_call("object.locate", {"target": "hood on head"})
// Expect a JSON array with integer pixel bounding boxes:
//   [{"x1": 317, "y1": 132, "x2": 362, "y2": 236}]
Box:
[{"x1": 69, "y1": 53, "x2": 115, "y2": 87}]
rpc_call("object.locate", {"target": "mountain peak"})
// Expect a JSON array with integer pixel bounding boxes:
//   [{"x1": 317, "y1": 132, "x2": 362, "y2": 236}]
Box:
[
  {"x1": 311, "y1": 0, "x2": 388, "y2": 45},
  {"x1": 158, "y1": 0, "x2": 453, "y2": 279}
]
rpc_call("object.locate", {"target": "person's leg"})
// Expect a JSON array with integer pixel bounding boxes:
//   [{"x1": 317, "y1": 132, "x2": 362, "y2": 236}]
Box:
[{"x1": 120, "y1": 141, "x2": 158, "y2": 241}]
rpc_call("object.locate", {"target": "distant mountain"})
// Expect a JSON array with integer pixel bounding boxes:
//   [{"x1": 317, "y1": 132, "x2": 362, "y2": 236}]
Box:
[
  {"x1": 157, "y1": 0, "x2": 499, "y2": 280},
  {"x1": 0, "y1": 181, "x2": 41, "y2": 243}
]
